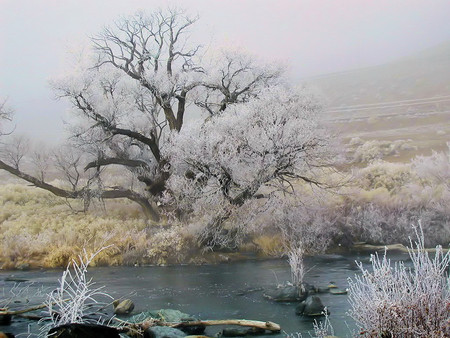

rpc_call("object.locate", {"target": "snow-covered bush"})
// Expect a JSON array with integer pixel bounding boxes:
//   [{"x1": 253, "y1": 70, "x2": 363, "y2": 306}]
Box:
[
  {"x1": 348, "y1": 224, "x2": 450, "y2": 337},
  {"x1": 43, "y1": 248, "x2": 112, "y2": 333},
  {"x1": 146, "y1": 226, "x2": 192, "y2": 265},
  {"x1": 288, "y1": 245, "x2": 305, "y2": 288},
  {"x1": 352, "y1": 139, "x2": 415, "y2": 163}
]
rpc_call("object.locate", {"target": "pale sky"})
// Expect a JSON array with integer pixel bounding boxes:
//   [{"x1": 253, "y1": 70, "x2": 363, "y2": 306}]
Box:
[{"x1": 1, "y1": 0, "x2": 450, "y2": 143}]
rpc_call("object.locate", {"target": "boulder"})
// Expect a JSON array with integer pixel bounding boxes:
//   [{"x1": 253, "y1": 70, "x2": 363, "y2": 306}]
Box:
[
  {"x1": 263, "y1": 285, "x2": 308, "y2": 302},
  {"x1": 177, "y1": 325, "x2": 206, "y2": 335},
  {"x1": 144, "y1": 326, "x2": 186, "y2": 338},
  {"x1": 47, "y1": 323, "x2": 120, "y2": 338},
  {"x1": 129, "y1": 309, "x2": 205, "y2": 335},
  {"x1": 113, "y1": 299, "x2": 135, "y2": 315},
  {"x1": 152, "y1": 309, "x2": 195, "y2": 322},
  {"x1": 295, "y1": 296, "x2": 329, "y2": 317}
]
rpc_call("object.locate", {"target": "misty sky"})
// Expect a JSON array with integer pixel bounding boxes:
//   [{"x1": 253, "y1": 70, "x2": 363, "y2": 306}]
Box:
[{"x1": 1, "y1": 0, "x2": 450, "y2": 143}]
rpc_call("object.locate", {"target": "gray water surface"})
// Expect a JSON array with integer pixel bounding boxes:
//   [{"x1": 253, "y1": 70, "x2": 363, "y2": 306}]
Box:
[{"x1": 0, "y1": 252, "x2": 410, "y2": 337}]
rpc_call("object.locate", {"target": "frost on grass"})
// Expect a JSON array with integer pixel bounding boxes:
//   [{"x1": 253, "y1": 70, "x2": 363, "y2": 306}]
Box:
[
  {"x1": 348, "y1": 223, "x2": 450, "y2": 337},
  {"x1": 41, "y1": 247, "x2": 112, "y2": 334}
]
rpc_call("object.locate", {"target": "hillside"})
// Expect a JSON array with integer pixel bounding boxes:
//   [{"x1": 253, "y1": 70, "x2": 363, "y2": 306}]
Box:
[{"x1": 305, "y1": 41, "x2": 450, "y2": 162}]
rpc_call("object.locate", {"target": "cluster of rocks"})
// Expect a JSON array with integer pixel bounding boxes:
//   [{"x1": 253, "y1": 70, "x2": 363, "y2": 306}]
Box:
[
  {"x1": 1, "y1": 282, "x2": 348, "y2": 338},
  {"x1": 262, "y1": 282, "x2": 347, "y2": 317},
  {"x1": 41, "y1": 307, "x2": 205, "y2": 338}
]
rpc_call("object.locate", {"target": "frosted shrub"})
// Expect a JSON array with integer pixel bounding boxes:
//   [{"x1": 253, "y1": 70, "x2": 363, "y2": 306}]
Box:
[
  {"x1": 356, "y1": 160, "x2": 413, "y2": 192},
  {"x1": 284, "y1": 309, "x2": 334, "y2": 338},
  {"x1": 146, "y1": 227, "x2": 191, "y2": 264},
  {"x1": 352, "y1": 139, "x2": 414, "y2": 163},
  {"x1": 42, "y1": 248, "x2": 112, "y2": 333},
  {"x1": 288, "y1": 245, "x2": 305, "y2": 288},
  {"x1": 346, "y1": 201, "x2": 450, "y2": 246},
  {"x1": 413, "y1": 144, "x2": 450, "y2": 188},
  {"x1": 312, "y1": 309, "x2": 334, "y2": 338},
  {"x1": 348, "y1": 224, "x2": 450, "y2": 337},
  {"x1": 268, "y1": 194, "x2": 337, "y2": 254}
]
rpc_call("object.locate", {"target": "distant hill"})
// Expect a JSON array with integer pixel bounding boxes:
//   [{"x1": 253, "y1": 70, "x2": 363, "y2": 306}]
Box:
[
  {"x1": 304, "y1": 41, "x2": 450, "y2": 162},
  {"x1": 306, "y1": 41, "x2": 450, "y2": 107}
]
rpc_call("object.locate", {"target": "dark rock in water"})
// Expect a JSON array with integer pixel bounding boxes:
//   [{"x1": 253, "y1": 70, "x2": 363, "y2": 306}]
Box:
[
  {"x1": 4, "y1": 276, "x2": 29, "y2": 283},
  {"x1": 235, "y1": 287, "x2": 264, "y2": 296},
  {"x1": 316, "y1": 287, "x2": 330, "y2": 293},
  {"x1": 221, "y1": 328, "x2": 249, "y2": 337},
  {"x1": 246, "y1": 327, "x2": 266, "y2": 335},
  {"x1": 47, "y1": 323, "x2": 120, "y2": 338},
  {"x1": 295, "y1": 296, "x2": 329, "y2": 317},
  {"x1": 144, "y1": 326, "x2": 186, "y2": 338},
  {"x1": 263, "y1": 285, "x2": 308, "y2": 302},
  {"x1": 178, "y1": 325, "x2": 205, "y2": 335},
  {"x1": 0, "y1": 314, "x2": 12, "y2": 325},
  {"x1": 113, "y1": 298, "x2": 135, "y2": 315},
  {"x1": 314, "y1": 254, "x2": 348, "y2": 262},
  {"x1": 0, "y1": 332, "x2": 15, "y2": 338},
  {"x1": 303, "y1": 283, "x2": 318, "y2": 294},
  {"x1": 221, "y1": 327, "x2": 266, "y2": 337}
]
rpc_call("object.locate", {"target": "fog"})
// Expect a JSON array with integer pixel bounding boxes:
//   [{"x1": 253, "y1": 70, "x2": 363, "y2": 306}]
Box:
[{"x1": 1, "y1": 0, "x2": 450, "y2": 143}]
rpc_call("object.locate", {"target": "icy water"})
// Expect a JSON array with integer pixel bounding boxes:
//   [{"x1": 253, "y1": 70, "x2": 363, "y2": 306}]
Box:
[{"x1": 0, "y1": 251, "x2": 410, "y2": 337}]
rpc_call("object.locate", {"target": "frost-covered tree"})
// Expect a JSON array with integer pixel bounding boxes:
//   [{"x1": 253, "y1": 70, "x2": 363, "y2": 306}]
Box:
[
  {"x1": 0, "y1": 9, "x2": 333, "y2": 238},
  {"x1": 165, "y1": 86, "x2": 332, "y2": 246}
]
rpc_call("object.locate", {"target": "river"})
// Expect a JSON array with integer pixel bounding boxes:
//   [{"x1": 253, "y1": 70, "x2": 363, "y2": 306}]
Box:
[{"x1": 0, "y1": 251, "x2": 410, "y2": 337}]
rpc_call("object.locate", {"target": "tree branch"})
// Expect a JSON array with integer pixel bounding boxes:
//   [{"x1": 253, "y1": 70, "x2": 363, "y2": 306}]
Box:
[
  {"x1": 0, "y1": 159, "x2": 160, "y2": 221},
  {"x1": 84, "y1": 158, "x2": 150, "y2": 171}
]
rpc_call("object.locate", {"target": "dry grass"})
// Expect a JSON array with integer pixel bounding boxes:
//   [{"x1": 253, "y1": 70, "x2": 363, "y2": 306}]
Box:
[
  {"x1": 0, "y1": 184, "x2": 193, "y2": 268},
  {"x1": 252, "y1": 234, "x2": 285, "y2": 257}
]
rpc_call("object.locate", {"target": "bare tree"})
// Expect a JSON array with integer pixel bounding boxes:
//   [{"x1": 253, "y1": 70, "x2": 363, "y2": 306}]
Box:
[
  {"x1": 30, "y1": 143, "x2": 51, "y2": 181},
  {"x1": 0, "y1": 9, "x2": 333, "y2": 233},
  {"x1": 0, "y1": 135, "x2": 29, "y2": 170},
  {"x1": 42, "y1": 9, "x2": 280, "y2": 220}
]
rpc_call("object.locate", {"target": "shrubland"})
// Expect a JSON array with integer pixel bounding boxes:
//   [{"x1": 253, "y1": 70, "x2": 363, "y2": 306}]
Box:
[{"x1": 0, "y1": 183, "x2": 196, "y2": 268}]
